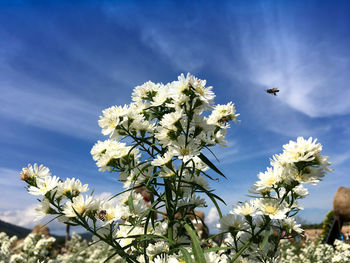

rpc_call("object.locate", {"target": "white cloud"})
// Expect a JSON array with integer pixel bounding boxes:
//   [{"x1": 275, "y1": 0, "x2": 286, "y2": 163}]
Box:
[
  {"x1": 0, "y1": 205, "x2": 67, "y2": 235},
  {"x1": 140, "y1": 28, "x2": 206, "y2": 72},
  {"x1": 205, "y1": 207, "x2": 220, "y2": 234},
  {"x1": 331, "y1": 151, "x2": 350, "y2": 166},
  {"x1": 0, "y1": 204, "x2": 39, "y2": 228},
  {"x1": 206, "y1": 207, "x2": 219, "y2": 225}
]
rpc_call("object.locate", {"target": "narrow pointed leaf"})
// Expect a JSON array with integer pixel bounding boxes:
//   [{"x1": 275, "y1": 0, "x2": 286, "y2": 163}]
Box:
[
  {"x1": 199, "y1": 153, "x2": 226, "y2": 178},
  {"x1": 179, "y1": 247, "x2": 193, "y2": 263},
  {"x1": 184, "y1": 224, "x2": 206, "y2": 263}
]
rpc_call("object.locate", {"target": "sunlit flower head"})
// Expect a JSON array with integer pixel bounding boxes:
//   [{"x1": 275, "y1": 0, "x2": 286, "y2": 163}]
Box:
[
  {"x1": 20, "y1": 163, "x2": 51, "y2": 181},
  {"x1": 57, "y1": 178, "x2": 89, "y2": 197},
  {"x1": 255, "y1": 199, "x2": 289, "y2": 220},
  {"x1": 28, "y1": 176, "x2": 60, "y2": 196},
  {"x1": 63, "y1": 195, "x2": 98, "y2": 218}
]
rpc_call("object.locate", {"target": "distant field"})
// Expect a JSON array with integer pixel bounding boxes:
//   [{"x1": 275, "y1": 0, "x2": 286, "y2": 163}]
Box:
[{"x1": 305, "y1": 225, "x2": 350, "y2": 241}]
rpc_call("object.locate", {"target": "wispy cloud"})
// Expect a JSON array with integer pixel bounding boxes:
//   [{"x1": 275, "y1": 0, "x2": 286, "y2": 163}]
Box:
[
  {"x1": 331, "y1": 151, "x2": 350, "y2": 166},
  {"x1": 230, "y1": 2, "x2": 350, "y2": 118},
  {"x1": 0, "y1": 205, "x2": 77, "y2": 235},
  {"x1": 0, "y1": 85, "x2": 100, "y2": 139}
]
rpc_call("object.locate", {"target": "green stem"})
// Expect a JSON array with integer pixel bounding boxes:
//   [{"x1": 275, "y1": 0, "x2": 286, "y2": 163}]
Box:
[
  {"x1": 231, "y1": 240, "x2": 251, "y2": 262},
  {"x1": 164, "y1": 178, "x2": 174, "y2": 243}
]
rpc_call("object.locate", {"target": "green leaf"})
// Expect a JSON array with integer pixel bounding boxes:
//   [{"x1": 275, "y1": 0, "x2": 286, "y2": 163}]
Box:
[
  {"x1": 108, "y1": 185, "x2": 144, "y2": 201},
  {"x1": 179, "y1": 247, "x2": 193, "y2": 263},
  {"x1": 184, "y1": 224, "x2": 206, "y2": 263},
  {"x1": 260, "y1": 229, "x2": 271, "y2": 250},
  {"x1": 199, "y1": 153, "x2": 226, "y2": 178},
  {"x1": 204, "y1": 146, "x2": 220, "y2": 163},
  {"x1": 128, "y1": 193, "x2": 135, "y2": 212},
  {"x1": 231, "y1": 240, "x2": 251, "y2": 262}
]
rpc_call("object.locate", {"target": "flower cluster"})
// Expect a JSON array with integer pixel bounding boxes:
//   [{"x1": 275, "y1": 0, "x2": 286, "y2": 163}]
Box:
[
  {"x1": 279, "y1": 239, "x2": 350, "y2": 263},
  {"x1": 20, "y1": 73, "x2": 331, "y2": 262},
  {"x1": 0, "y1": 232, "x2": 56, "y2": 263},
  {"x1": 217, "y1": 137, "x2": 331, "y2": 262}
]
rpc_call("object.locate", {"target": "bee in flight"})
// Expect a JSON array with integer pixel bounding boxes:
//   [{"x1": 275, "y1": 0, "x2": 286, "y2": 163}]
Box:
[{"x1": 266, "y1": 87, "x2": 280, "y2": 96}]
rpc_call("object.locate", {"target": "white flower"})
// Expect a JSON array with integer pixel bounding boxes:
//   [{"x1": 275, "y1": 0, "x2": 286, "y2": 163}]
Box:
[
  {"x1": 273, "y1": 163, "x2": 299, "y2": 185},
  {"x1": 98, "y1": 105, "x2": 128, "y2": 138},
  {"x1": 204, "y1": 251, "x2": 230, "y2": 263},
  {"x1": 28, "y1": 176, "x2": 60, "y2": 196},
  {"x1": 91, "y1": 140, "x2": 139, "y2": 171},
  {"x1": 282, "y1": 137, "x2": 322, "y2": 163},
  {"x1": 217, "y1": 214, "x2": 245, "y2": 233},
  {"x1": 20, "y1": 163, "x2": 51, "y2": 181},
  {"x1": 281, "y1": 218, "x2": 303, "y2": 234},
  {"x1": 117, "y1": 224, "x2": 145, "y2": 247},
  {"x1": 155, "y1": 126, "x2": 176, "y2": 146},
  {"x1": 129, "y1": 113, "x2": 153, "y2": 134},
  {"x1": 232, "y1": 200, "x2": 257, "y2": 216},
  {"x1": 173, "y1": 73, "x2": 191, "y2": 95},
  {"x1": 97, "y1": 200, "x2": 121, "y2": 225},
  {"x1": 90, "y1": 139, "x2": 122, "y2": 162},
  {"x1": 146, "y1": 241, "x2": 169, "y2": 259},
  {"x1": 118, "y1": 192, "x2": 148, "y2": 219},
  {"x1": 151, "y1": 151, "x2": 174, "y2": 166},
  {"x1": 255, "y1": 199, "x2": 289, "y2": 220},
  {"x1": 178, "y1": 195, "x2": 206, "y2": 207},
  {"x1": 293, "y1": 184, "x2": 309, "y2": 197},
  {"x1": 183, "y1": 155, "x2": 209, "y2": 172},
  {"x1": 255, "y1": 167, "x2": 281, "y2": 192},
  {"x1": 152, "y1": 221, "x2": 168, "y2": 236},
  {"x1": 63, "y1": 195, "x2": 98, "y2": 218},
  {"x1": 34, "y1": 198, "x2": 51, "y2": 221},
  {"x1": 158, "y1": 166, "x2": 176, "y2": 178},
  {"x1": 57, "y1": 178, "x2": 89, "y2": 197},
  {"x1": 151, "y1": 254, "x2": 181, "y2": 263},
  {"x1": 159, "y1": 110, "x2": 183, "y2": 130},
  {"x1": 132, "y1": 81, "x2": 159, "y2": 102},
  {"x1": 168, "y1": 135, "x2": 201, "y2": 159},
  {"x1": 151, "y1": 84, "x2": 170, "y2": 106},
  {"x1": 214, "y1": 129, "x2": 228, "y2": 147},
  {"x1": 189, "y1": 75, "x2": 215, "y2": 105},
  {"x1": 207, "y1": 102, "x2": 239, "y2": 127}
]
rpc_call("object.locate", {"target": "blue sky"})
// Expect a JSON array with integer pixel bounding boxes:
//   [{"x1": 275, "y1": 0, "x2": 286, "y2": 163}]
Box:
[{"x1": 1, "y1": 0, "x2": 350, "y2": 234}]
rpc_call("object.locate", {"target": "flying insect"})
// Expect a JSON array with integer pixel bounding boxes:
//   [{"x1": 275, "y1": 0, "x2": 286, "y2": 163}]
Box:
[{"x1": 266, "y1": 87, "x2": 280, "y2": 96}]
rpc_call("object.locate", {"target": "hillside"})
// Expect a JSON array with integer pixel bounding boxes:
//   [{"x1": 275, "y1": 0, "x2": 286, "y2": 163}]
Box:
[
  {"x1": 0, "y1": 219, "x2": 92, "y2": 240},
  {"x1": 0, "y1": 219, "x2": 32, "y2": 239}
]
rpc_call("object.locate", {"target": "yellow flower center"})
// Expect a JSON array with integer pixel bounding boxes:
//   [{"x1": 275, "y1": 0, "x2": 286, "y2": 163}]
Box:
[
  {"x1": 74, "y1": 204, "x2": 86, "y2": 215},
  {"x1": 265, "y1": 176, "x2": 276, "y2": 186},
  {"x1": 195, "y1": 86, "x2": 205, "y2": 96},
  {"x1": 179, "y1": 147, "x2": 190, "y2": 156},
  {"x1": 241, "y1": 206, "x2": 252, "y2": 215},
  {"x1": 265, "y1": 205, "x2": 277, "y2": 214},
  {"x1": 106, "y1": 212, "x2": 115, "y2": 221},
  {"x1": 108, "y1": 118, "x2": 117, "y2": 129}
]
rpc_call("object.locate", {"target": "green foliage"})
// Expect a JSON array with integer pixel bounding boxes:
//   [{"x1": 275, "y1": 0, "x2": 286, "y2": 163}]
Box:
[{"x1": 322, "y1": 210, "x2": 335, "y2": 238}]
